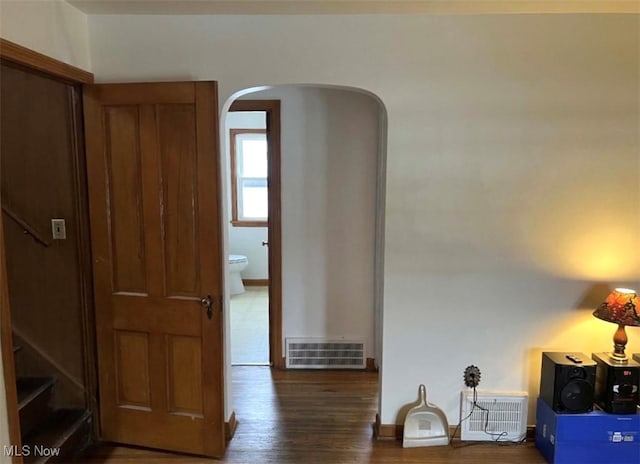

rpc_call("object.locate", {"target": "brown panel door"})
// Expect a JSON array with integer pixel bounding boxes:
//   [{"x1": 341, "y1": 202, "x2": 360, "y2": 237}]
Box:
[{"x1": 83, "y1": 82, "x2": 225, "y2": 457}]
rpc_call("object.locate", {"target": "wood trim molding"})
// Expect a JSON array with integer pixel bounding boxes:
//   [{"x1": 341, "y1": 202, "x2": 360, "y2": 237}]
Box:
[
  {"x1": 374, "y1": 414, "x2": 402, "y2": 440},
  {"x1": 68, "y1": 84, "x2": 100, "y2": 441},
  {"x1": 0, "y1": 38, "x2": 94, "y2": 84},
  {"x1": 225, "y1": 410, "x2": 238, "y2": 440},
  {"x1": 265, "y1": 101, "x2": 282, "y2": 369},
  {"x1": 0, "y1": 191, "x2": 23, "y2": 463},
  {"x1": 374, "y1": 414, "x2": 536, "y2": 442},
  {"x1": 243, "y1": 279, "x2": 269, "y2": 287},
  {"x1": 230, "y1": 220, "x2": 268, "y2": 228},
  {"x1": 229, "y1": 128, "x2": 268, "y2": 227},
  {"x1": 366, "y1": 357, "x2": 377, "y2": 371}
]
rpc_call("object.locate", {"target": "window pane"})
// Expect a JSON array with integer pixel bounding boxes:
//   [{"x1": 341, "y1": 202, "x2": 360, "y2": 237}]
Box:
[
  {"x1": 241, "y1": 139, "x2": 267, "y2": 177},
  {"x1": 241, "y1": 181, "x2": 268, "y2": 219}
]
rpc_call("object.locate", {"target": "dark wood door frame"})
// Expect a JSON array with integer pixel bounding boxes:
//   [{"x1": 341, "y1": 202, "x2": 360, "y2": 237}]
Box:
[
  {"x1": 0, "y1": 182, "x2": 21, "y2": 464},
  {"x1": 0, "y1": 38, "x2": 96, "y2": 462},
  {"x1": 229, "y1": 100, "x2": 283, "y2": 368}
]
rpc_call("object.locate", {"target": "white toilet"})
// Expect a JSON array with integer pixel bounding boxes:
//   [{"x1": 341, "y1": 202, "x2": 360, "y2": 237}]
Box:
[{"x1": 228, "y1": 254, "x2": 249, "y2": 296}]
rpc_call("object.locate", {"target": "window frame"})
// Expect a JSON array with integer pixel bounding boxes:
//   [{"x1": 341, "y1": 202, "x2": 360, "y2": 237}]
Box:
[{"x1": 230, "y1": 128, "x2": 268, "y2": 227}]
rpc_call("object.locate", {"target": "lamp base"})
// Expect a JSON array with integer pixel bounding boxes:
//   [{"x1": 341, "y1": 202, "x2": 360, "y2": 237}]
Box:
[
  {"x1": 607, "y1": 351, "x2": 629, "y2": 364},
  {"x1": 609, "y1": 325, "x2": 629, "y2": 364}
]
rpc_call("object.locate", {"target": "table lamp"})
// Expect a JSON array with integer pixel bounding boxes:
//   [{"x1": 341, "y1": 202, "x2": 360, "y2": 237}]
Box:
[{"x1": 592, "y1": 288, "x2": 640, "y2": 363}]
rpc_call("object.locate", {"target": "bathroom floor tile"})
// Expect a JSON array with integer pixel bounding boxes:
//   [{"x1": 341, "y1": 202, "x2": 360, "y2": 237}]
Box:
[{"x1": 231, "y1": 286, "x2": 269, "y2": 365}]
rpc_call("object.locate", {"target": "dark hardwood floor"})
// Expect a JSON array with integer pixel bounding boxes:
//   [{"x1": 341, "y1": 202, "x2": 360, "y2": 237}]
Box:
[{"x1": 82, "y1": 366, "x2": 546, "y2": 463}]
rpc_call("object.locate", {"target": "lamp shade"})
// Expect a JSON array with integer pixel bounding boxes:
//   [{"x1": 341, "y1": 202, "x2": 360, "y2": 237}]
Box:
[{"x1": 592, "y1": 288, "x2": 640, "y2": 327}]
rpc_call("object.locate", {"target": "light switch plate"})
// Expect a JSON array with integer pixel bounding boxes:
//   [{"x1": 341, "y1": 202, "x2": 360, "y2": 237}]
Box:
[{"x1": 51, "y1": 219, "x2": 66, "y2": 240}]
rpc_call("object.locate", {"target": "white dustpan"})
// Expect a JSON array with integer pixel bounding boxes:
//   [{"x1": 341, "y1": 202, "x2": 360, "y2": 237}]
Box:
[{"x1": 402, "y1": 384, "x2": 449, "y2": 448}]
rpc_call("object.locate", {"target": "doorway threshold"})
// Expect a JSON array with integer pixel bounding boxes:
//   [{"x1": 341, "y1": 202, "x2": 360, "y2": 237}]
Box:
[{"x1": 231, "y1": 362, "x2": 271, "y2": 366}]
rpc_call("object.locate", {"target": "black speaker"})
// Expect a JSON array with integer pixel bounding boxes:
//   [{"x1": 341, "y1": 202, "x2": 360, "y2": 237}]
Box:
[
  {"x1": 634, "y1": 353, "x2": 640, "y2": 406},
  {"x1": 592, "y1": 352, "x2": 639, "y2": 414},
  {"x1": 540, "y1": 352, "x2": 596, "y2": 413}
]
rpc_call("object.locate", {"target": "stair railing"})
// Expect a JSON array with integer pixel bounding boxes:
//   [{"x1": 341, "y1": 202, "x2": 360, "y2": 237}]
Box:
[
  {"x1": 12, "y1": 326, "x2": 86, "y2": 396},
  {"x1": 1, "y1": 204, "x2": 51, "y2": 247}
]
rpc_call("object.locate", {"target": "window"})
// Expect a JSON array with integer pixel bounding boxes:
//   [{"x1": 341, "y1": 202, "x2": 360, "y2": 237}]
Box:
[{"x1": 230, "y1": 129, "x2": 268, "y2": 226}]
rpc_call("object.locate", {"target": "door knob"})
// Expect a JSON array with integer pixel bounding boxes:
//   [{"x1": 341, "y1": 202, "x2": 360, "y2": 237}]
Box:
[
  {"x1": 200, "y1": 295, "x2": 213, "y2": 319},
  {"x1": 262, "y1": 240, "x2": 269, "y2": 247}
]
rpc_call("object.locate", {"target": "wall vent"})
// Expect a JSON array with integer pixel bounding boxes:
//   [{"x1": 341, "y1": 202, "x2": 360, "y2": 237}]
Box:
[
  {"x1": 285, "y1": 338, "x2": 365, "y2": 369},
  {"x1": 460, "y1": 390, "x2": 528, "y2": 442}
]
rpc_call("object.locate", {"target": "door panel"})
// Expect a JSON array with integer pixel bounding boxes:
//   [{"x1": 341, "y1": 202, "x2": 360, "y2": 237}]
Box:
[
  {"x1": 114, "y1": 330, "x2": 151, "y2": 409},
  {"x1": 104, "y1": 105, "x2": 146, "y2": 293},
  {"x1": 166, "y1": 335, "x2": 203, "y2": 415},
  {"x1": 83, "y1": 82, "x2": 224, "y2": 457},
  {"x1": 158, "y1": 104, "x2": 200, "y2": 296}
]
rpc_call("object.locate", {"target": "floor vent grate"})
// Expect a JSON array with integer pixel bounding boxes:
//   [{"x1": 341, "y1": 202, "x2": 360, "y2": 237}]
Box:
[
  {"x1": 460, "y1": 391, "x2": 528, "y2": 442},
  {"x1": 285, "y1": 338, "x2": 365, "y2": 369}
]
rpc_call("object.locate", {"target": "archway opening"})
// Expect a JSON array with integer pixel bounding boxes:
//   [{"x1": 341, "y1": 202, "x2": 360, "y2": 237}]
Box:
[{"x1": 220, "y1": 84, "x2": 388, "y2": 429}]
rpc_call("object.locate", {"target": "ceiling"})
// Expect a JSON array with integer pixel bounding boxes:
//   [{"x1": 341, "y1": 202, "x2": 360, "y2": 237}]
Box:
[{"x1": 66, "y1": 1, "x2": 640, "y2": 15}]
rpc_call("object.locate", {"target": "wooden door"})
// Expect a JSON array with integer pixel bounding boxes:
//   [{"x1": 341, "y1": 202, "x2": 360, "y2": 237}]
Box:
[{"x1": 83, "y1": 82, "x2": 225, "y2": 457}]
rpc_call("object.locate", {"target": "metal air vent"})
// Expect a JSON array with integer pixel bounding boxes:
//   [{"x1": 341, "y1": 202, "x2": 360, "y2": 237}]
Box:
[
  {"x1": 285, "y1": 338, "x2": 365, "y2": 369},
  {"x1": 460, "y1": 390, "x2": 528, "y2": 442}
]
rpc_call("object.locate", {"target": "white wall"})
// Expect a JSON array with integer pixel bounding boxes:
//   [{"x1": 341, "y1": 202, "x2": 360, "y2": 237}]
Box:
[
  {"x1": 86, "y1": 13, "x2": 640, "y2": 426},
  {"x1": 0, "y1": 0, "x2": 91, "y2": 70},
  {"x1": 0, "y1": 10, "x2": 635, "y2": 430},
  {"x1": 225, "y1": 111, "x2": 269, "y2": 280}
]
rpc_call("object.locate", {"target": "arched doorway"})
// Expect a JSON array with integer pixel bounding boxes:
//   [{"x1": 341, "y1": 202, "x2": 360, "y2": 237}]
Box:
[{"x1": 221, "y1": 84, "x2": 388, "y2": 425}]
